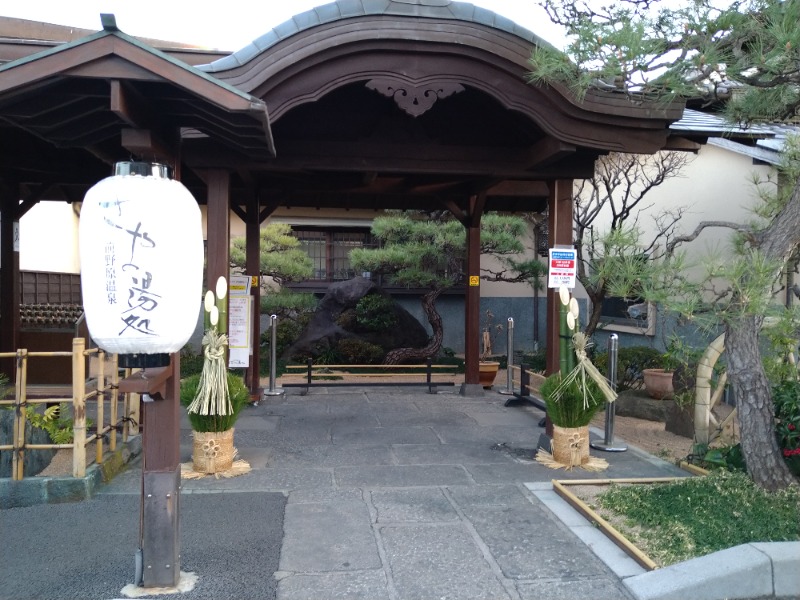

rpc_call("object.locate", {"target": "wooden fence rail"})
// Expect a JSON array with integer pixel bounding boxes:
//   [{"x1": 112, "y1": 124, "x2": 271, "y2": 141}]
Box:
[{"x1": 0, "y1": 338, "x2": 139, "y2": 480}]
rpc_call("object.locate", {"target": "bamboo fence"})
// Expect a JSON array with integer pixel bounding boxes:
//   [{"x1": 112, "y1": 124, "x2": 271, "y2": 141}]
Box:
[{"x1": 0, "y1": 338, "x2": 140, "y2": 480}]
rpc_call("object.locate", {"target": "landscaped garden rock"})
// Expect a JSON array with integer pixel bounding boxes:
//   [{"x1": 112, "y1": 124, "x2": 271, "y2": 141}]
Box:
[{"x1": 285, "y1": 277, "x2": 428, "y2": 361}]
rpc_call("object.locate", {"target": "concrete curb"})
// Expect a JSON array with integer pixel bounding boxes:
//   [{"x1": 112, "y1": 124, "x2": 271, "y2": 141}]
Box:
[
  {"x1": 528, "y1": 480, "x2": 800, "y2": 600},
  {"x1": 623, "y1": 542, "x2": 800, "y2": 600},
  {"x1": 0, "y1": 435, "x2": 142, "y2": 508}
]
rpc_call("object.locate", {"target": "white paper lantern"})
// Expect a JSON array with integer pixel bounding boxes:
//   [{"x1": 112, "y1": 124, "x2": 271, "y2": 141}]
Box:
[{"x1": 79, "y1": 162, "x2": 204, "y2": 366}]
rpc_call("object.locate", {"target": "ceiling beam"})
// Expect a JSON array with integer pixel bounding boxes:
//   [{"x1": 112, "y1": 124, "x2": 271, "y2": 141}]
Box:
[
  {"x1": 526, "y1": 137, "x2": 576, "y2": 169},
  {"x1": 121, "y1": 128, "x2": 179, "y2": 162}
]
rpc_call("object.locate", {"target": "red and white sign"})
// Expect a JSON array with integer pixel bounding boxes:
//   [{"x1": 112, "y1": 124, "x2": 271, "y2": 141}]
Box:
[{"x1": 548, "y1": 248, "x2": 577, "y2": 289}]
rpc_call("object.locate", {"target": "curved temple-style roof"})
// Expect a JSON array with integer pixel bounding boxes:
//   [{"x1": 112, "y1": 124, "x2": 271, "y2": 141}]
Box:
[{"x1": 0, "y1": 1, "x2": 694, "y2": 388}]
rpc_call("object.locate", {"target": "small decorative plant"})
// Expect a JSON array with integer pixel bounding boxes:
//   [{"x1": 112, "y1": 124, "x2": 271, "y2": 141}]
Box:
[
  {"x1": 180, "y1": 372, "x2": 248, "y2": 433},
  {"x1": 480, "y1": 309, "x2": 504, "y2": 362},
  {"x1": 181, "y1": 277, "x2": 250, "y2": 477},
  {"x1": 540, "y1": 373, "x2": 605, "y2": 428},
  {"x1": 537, "y1": 287, "x2": 616, "y2": 470}
]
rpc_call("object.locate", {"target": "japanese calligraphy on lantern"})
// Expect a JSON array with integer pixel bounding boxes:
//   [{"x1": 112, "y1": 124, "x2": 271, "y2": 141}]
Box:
[
  {"x1": 79, "y1": 171, "x2": 204, "y2": 356},
  {"x1": 548, "y1": 248, "x2": 577, "y2": 289}
]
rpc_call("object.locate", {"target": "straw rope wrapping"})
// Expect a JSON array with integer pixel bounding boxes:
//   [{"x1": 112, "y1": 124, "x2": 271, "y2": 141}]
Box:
[
  {"x1": 187, "y1": 329, "x2": 232, "y2": 416},
  {"x1": 550, "y1": 331, "x2": 617, "y2": 408}
]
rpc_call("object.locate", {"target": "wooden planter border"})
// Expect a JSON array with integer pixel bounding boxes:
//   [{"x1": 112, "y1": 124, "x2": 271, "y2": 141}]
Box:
[{"x1": 552, "y1": 477, "x2": 686, "y2": 571}]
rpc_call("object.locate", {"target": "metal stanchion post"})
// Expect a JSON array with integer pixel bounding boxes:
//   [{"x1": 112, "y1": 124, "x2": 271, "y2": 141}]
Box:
[
  {"x1": 591, "y1": 334, "x2": 627, "y2": 452},
  {"x1": 499, "y1": 317, "x2": 515, "y2": 395},
  {"x1": 263, "y1": 314, "x2": 285, "y2": 397}
]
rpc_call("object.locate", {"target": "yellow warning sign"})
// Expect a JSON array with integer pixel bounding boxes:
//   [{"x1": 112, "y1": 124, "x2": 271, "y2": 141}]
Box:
[
  {"x1": 469, "y1": 276, "x2": 480, "y2": 287},
  {"x1": 251, "y1": 276, "x2": 259, "y2": 287}
]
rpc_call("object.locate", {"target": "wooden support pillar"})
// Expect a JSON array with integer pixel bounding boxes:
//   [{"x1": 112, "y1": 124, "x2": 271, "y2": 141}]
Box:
[
  {"x1": 0, "y1": 183, "x2": 20, "y2": 380},
  {"x1": 545, "y1": 179, "x2": 574, "y2": 375},
  {"x1": 119, "y1": 357, "x2": 181, "y2": 588},
  {"x1": 245, "y1": 200, "x2": 261, "y2": 396},
  {"x1": 459, "y1": 194, "x2": 485, "y2": 396},
  {"x1": 205, "y1": 170, "x2": 231, "y2": 293}
]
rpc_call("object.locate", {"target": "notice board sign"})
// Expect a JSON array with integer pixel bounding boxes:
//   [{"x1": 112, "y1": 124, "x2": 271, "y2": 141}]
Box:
[
  {"x1": 548, "y1": 247, "x2": 577, "y2": 289},
  {"x1": 228, "y1": 295, "x2": 252, "y2": 368}
]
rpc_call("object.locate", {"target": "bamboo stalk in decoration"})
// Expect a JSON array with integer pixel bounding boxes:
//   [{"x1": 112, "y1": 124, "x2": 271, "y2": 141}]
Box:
[
  {"x1": 549, "y1": 287, "x2": 616, "y2": 407},
  {"x1": 559, "y1": 286, "x2": 570, "y2": 374},
  {"x1": 203, "y1": 290, "x2": 214, "y2": 331},
  {"x1": 187, "y1": 287, "x2": 231, "y2": 417},
  {"x1": 216, "y1": 276, "x2": 228, "y2": 337},
  {"x1": 551, "y1": 331, "x2": 617, "y2": 408}
]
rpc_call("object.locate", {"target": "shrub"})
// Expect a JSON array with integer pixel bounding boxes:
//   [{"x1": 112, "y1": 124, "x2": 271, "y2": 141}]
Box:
[
  {"x1": 519, "y1": 350, "x2": 547, "y2": 373},
  {"x1": 335, "y1": 309, "x2": 358, "y2": 330},
  {"x1": 772, "y1": 380, "x2": 800, "y2": 475},
  {"x1": 594, "y1": 345, "x2": 663, "y2": 391},
  {"x1": 25, "y1": 403, "x2": 92, "y2": 444},
  {"x1": 336, "y1": 339, "x2": 385, "y2": 364},
  {"x1": 262, "y1": 311, "x2": 313, "y2": 365},
  {"x1": 180, "y1": 345, "x2": 205, "y2": 378},
  {"x1": 355, "y1": 293, "x2": 397, "y2": 331},
  {"x1": 260, "y1": 290, "x2": 318, "y2": 314},
  {"x1": 180, "y1": 372, "x2": 249, "y2": 433}
]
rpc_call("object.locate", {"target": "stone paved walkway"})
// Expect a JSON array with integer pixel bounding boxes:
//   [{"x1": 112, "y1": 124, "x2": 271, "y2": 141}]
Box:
[{"x1": 105, "y1": 385, "x2": 683, "y2": 600}]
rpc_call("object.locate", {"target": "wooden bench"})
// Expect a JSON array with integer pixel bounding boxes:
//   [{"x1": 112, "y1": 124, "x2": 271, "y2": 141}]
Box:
[{"x1": 280, "y1": 359, "x2": 460, "y2": 395}]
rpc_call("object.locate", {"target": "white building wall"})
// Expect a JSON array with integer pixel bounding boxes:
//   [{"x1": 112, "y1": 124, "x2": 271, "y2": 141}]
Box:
[{"x1": 19, "y1": 201, "x2": 80, "y2": 273}]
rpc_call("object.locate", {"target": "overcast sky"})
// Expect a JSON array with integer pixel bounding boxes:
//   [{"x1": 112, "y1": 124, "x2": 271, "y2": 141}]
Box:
[{"x1": 3, "y1": 1, "x2": 565, "y2": 51}]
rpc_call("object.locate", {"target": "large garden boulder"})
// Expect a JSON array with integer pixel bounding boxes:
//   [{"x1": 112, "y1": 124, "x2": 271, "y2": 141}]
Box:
[
  {"x1": 1, "y1": 409, "x2": 56, "y2": 477},
  {"x1": 285, "y1": 277, "x2": 428, "y2": 361}
]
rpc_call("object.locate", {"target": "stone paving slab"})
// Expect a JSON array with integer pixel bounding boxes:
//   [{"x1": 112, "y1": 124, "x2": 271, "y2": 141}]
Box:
[
  {"x1": 379, "y1": 524, "x2": 512, "y2": 600},
  {"x1": 392, "y1": 442, "x2": 514, "y2": 465},
  {"x1": 370, "y1": 488, "x2": 460, "y2": 523},
  {"x1": 370, "y1": 408, "x2": 479, "y2": 427},
  {"x1": 277, "y1": 570, "x2": 391, "y2": 600},
  {"x1": 334, "y1": 464, "x2": 472, "y2": 487},
  {"x1": 460, "y1": 504, "x2": 608, "y2": 580},
  {"x1": 446, "y1": 484, "x2": 535, "y2": 509},
  {"x1": 181, "y1": 467, "x2": 333, "y2": 492},
  {"x1": 261, "y1": 443, "x2": 396, "y2": 468},
  {"x1": 231, "y1": 414, "x2": 281, "y2": 431},
  {"x1": 517, "y1": 577, "x2": 635, "y2": 600},
  {"x1": 280, "y1": 500, "x2": 381, "y2": 572},
  {"x1": 434, "y1": 425, "x2": 541, "y2": 445},
  {"x1": 332, "y1": 426, "x2": 440, "y2": 445}
]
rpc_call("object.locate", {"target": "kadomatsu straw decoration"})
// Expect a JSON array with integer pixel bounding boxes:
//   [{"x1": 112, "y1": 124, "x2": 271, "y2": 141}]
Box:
[{"x1": 187, "y1": 277, "x2": 231, "y2": 416}]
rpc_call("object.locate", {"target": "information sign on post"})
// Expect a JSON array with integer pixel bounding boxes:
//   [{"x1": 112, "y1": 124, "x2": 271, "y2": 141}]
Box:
[
  {"x1": 228, "y1": 277, "x2": 253, "y2": 368},
  {"x1": 548, "y1": 247, "x2": 577, "y2": 289}
]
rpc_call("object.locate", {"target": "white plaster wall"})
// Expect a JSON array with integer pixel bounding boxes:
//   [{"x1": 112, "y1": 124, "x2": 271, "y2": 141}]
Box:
[
  {"x1": 627, "y1": 144, "x2": 770, "y2": 263},
  {"x1": 19, "y1": 201, "x2": 80, "y2": 273}
]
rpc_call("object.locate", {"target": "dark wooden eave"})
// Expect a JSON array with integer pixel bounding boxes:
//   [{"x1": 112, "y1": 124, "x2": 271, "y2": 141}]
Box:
[
  {"x1": 192, "y1": 3, "x2": 685, "y2": 214},
  {"x1": 0, "y1": 27, "x2": 273, "y2": 196}
]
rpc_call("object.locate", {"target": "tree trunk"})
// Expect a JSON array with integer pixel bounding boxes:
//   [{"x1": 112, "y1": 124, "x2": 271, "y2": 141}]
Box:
[
  {"x1": 725, "y1": 315, "x2": 796, "y2": 490},
  {"x1": 584, "y1": 288, "x2": 605, "y2": 338},
  {"x1": 383, "y1": 289, "x2": 444, "y2": 365}
]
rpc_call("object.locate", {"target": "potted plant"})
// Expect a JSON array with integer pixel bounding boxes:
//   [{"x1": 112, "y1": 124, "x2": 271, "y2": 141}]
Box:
[
  {"x1": 180, "y1": 370, "x2": 249, "y2": 474},
  {"x1": 182, "y1": 277, "x2": 250, "y2": 476},
  {"x1": 642, "y1": 338, "x2": 694, "y2": 400},
  {"x1": 479, "y1": 309, "x2": 503, "y2": 388},
  {"x1": 540, "y1": 370, "x2": 605, "y2": 466},
  {"x1": 537, "y1": 287, "x2": 616, "y2": 469}
]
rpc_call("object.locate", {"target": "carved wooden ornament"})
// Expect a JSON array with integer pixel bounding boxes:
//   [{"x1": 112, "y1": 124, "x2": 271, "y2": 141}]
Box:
[{"x1": 366, "y1": 78, "x2": 466, "y2": 117}]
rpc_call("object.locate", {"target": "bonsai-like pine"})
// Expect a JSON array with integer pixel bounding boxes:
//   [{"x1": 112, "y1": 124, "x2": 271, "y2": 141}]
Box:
[
  {"x1": 350, "y1": 213, "x2": 544, "y2": 364},
  {"x1": 531, "y1": 0, "x2": 800, "y2": 491}
]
